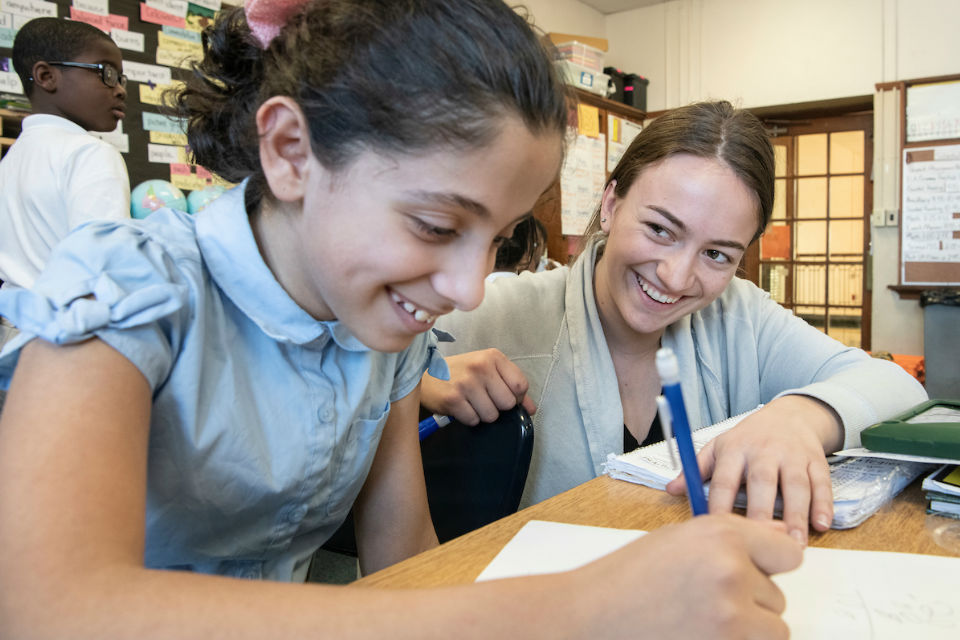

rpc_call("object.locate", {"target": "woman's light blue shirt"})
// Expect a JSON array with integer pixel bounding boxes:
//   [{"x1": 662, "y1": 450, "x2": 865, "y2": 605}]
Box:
[{"x1": 0, "y1": 183, "x2": 448, "y2": 581}]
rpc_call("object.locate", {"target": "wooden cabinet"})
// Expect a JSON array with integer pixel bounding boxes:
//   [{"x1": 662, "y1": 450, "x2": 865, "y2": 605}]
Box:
[{"x1": 533, "y1": 88, "x2": 646, "y2": 265}]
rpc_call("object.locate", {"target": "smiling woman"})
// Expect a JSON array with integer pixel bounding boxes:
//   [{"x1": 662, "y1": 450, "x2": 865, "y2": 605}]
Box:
[{"x1": 424, "y1": 100, "x2": 928, "y2": 545}]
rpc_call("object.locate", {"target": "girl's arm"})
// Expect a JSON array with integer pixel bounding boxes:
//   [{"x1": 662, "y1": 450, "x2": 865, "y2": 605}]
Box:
[
  {"x1": 351, "y1": 385, "x2": 437, "y2": 575},
  {"x1": 0, "y1": 338, "x2": 802, "y2": 640}
]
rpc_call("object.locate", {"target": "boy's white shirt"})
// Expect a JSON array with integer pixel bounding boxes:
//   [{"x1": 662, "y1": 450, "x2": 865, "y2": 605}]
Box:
[{"x1": 0, "y1": 113, "x2": 130, "y2": 290}]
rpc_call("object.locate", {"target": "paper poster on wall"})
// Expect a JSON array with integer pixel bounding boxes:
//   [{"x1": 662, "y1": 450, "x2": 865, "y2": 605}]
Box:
[
  {"x1": 148, "y1": 142, "x2": 186, "y2": 164},
  {"x1": 190, "y1": 0, "x2": 221, "y2": 10},
  {"x1": 606, "y1": 114, "x2": 641, "y2": 172},
  {"x1": 576, "y1": 103, "x2": 599, "y2": 138},
  {"x1": 0, "y1": 69, "x2": 21, "y2": 93},
  {"x1": 140, "y1": 1, "x2": 185, "y2": 28},
  {"x1": 69, "y1": 6, "x2": 128, "y2": 31},
  {"x1": 900, "y1": 143, "x2": 960, "y2": 285},
  {"x1": 162, "y1": 24, "x2": 200, "y2": 42},
  {"x1": 906, "y1": 81, "x2": 960, "y2": 143},
  {"x1": 142, "y1": 111, "x2": 185, "y2": 135},
  {"x1": 150, "y1": 130, "x2": 187, "y2": 145},
  {"x1": 139, "y1": 80, "x2": 183, "y2": 106},
  {"x1": 0, "y1": 0, "x2": 57, "y2": 20},
  {"x1": 560, "y1": 132, "x2": 605, "y2": 236},
  {"x1": 124, "y1": 60, "x2": 172, "y2": 85},
  {"x1": 74, "y1": 0, "x2": 108, "y2": 15},
  {"x1": 111, "y1": 28, "x2": 145, "y2": 52},
  {"x1": 146, "y1": 0, "x2": 188, "y2": 18}
]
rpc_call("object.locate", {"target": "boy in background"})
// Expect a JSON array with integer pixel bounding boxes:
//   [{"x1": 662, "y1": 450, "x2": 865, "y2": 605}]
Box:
[{"x1": 0, "y1": 17, "x2": 130, "y2": 349}]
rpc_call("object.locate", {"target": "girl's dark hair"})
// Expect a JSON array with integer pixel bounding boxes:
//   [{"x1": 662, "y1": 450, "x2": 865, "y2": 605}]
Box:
[
  {"x1": 494, "y1": 216, "x2": 546, "y2": 273},
  {"x1": 172, "y1": 0, "x2": 569, "y2": 210},
  {"x1": 582, "y1": 100, "x2": 775, "y2": 245},
  {"x1": 12, "y1": 17, "x2": 116, "y2": 96}
]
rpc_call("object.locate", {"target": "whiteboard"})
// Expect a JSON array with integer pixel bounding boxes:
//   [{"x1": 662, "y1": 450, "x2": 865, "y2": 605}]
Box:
[
  {"x1": 906, "y1": 81, "x2": 960, "y2": 142},
  {"x1": 900, "y1": 143, "x2": 960, "y2": 285}
]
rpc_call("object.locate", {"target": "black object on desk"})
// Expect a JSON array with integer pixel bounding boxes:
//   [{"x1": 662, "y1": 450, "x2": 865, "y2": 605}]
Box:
[{"x1": 321, "y1": 405, "x2": 534, "y2": 556}]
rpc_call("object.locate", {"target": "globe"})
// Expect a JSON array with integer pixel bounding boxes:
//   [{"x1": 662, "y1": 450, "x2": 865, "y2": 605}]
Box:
[
  {"x1": 187, "y1": 185, "x2": 227, "y2": 214},
  {"x1": 130, "y1": 180, "x2": 188, "y2": 219}
]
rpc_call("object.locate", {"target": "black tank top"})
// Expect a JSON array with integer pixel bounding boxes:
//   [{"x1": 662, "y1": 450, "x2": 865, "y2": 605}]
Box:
[{"x1": 623, "y1": 411, "x2": 664, "y2": 452}]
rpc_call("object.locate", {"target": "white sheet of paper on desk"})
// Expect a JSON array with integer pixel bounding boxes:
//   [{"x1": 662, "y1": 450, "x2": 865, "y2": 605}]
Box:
[
  {"x1": 480, "y1": 520, "x2": 960, "y2": 639},
  {"x1": 475, "y1": 520, "x2": 644, "y2": 581}
]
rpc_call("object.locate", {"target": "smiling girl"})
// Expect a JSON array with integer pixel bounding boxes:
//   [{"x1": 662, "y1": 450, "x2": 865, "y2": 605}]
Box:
[{"x1": 0, "y1": 5, "x2": 806, "y2": 640}]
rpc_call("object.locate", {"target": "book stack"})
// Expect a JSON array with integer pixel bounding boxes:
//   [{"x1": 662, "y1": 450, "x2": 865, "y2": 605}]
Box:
[
  {"x1": 0, "y1": 93, "x2": 31, "y2": 112},
  {"x1": 922, "y1": 465, "x2": 960, "y2": 519}
]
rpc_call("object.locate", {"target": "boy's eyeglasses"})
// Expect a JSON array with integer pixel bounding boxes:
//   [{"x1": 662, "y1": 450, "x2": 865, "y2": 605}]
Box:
[{"x1": 47, "y1": 61, "x2": 127, "y2": 89}]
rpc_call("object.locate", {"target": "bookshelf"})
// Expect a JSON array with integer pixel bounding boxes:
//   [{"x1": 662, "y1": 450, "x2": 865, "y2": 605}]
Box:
[{"x1": 0, "y1": 108, "x2": 27, "y2": 158}]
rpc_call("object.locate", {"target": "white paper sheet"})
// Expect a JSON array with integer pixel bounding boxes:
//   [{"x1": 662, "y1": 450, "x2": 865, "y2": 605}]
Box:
[{"x1": 480, "y1": 520, "x2": 960, "y2": 639}]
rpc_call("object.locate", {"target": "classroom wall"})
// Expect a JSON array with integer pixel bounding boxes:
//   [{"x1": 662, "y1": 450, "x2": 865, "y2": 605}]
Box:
[
  {"x1": 518, "y1": 0, "x2": 606, "y2": 39},
  {"x1": 600, "y1": 0, "x2": 960, "y2": 113},
  {"x1": 524, "y1": 0, "x2": 960, "y2": 355}
]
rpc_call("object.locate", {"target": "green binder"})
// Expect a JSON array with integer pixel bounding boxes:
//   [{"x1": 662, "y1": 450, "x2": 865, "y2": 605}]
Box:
[{"x1": 861, "y1": 399, "x2": 960, "y2": 459}]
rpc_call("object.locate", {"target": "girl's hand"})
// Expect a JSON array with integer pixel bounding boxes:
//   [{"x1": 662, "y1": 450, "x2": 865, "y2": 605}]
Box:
[
  {"x1": 420, "y1": 349, "x2": 535, "y2": 425},
  {"x1": 666, "y1": 396, "x2": 843, "y2": 544},
  {"x1": 571, "y1": 514, "x2": 803, "y2": 639}
]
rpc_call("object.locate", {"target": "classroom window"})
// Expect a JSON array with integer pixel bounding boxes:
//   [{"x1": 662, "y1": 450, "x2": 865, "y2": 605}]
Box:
[{"x1": 741, "y1": 112, "x2": 873, "y2": 349}]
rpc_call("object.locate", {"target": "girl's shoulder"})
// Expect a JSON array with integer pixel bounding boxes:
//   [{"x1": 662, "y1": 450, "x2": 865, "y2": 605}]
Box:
[
  {"x1": 17, "y1": 210, "x2": 207, "y2": 338},
  {"x1": 57, "y1": 209, "x2": 205, "y2": 284}
]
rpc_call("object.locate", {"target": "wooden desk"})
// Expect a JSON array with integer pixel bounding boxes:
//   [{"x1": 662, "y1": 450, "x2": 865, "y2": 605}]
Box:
[{"x1": 354, "y1": 475, "x2": 960, "y2": 589}]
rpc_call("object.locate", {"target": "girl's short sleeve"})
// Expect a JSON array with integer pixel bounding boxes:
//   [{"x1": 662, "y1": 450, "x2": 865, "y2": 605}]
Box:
[
  {"x1": 0, "y1": 219, "x2": 197, "y2": 390},
  {"x1": 389, "y1": 329, "x2": 450, "y2": 403}
]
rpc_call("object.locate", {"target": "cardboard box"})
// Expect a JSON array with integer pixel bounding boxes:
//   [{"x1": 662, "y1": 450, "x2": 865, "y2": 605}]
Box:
[{"x1": 543, "y1": 32, "x2": 608, "y2": 52}]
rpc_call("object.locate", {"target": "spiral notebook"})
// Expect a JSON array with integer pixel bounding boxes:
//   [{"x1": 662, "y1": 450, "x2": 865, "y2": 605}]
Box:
[{"x1": 604, "y1": 408, "x2": 934, "y2": 529}]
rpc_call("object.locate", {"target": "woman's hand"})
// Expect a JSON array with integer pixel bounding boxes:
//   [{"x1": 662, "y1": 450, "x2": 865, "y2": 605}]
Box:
[
  {"x1": 571, "y1": 513, "x2": 803, "y2": 639},
  {"x1": 666, "y1": 396, "x2": 843, "y2": 544},
  {"x1": 420, "y1": 349, "x2": 535, "y2": 425}
]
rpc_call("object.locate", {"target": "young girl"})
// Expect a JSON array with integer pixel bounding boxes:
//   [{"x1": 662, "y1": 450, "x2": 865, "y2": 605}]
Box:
[
  {"x1": 0, "y1": 3, "x2": 803, "y2": 638},
  {"x1": 423, "y1": 101, "x2": 927, "y2": 545}
]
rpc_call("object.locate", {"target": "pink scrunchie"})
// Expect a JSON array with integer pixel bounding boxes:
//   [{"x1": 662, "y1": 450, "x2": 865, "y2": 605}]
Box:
[{"x1": 245, "y1": 0, "x2": 307, "y2": 48}]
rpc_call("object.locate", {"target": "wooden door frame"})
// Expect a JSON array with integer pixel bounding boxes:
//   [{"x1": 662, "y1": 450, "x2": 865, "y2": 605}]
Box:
[{"x1": 742, "y1": 111, "x2": 874, "y2": 349}]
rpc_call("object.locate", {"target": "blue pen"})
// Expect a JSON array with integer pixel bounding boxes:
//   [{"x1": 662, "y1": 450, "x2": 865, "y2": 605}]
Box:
[
  {"x1": 655, "y1": 347, "x2": 708, "y2": 516},
  {"x1": 418, "y1": 414, "x2": 452, "y2": 440}
]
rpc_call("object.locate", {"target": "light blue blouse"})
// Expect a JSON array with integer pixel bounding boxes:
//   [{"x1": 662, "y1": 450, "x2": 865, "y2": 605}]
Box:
[{"x1": 0, "y1": 183, "x2": 448, "y2": 582}]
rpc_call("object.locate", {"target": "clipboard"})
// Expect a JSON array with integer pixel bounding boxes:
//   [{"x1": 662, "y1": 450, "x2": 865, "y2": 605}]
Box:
[{"x1": 860, "y1": 399, "x2": 960, "y2": 459}]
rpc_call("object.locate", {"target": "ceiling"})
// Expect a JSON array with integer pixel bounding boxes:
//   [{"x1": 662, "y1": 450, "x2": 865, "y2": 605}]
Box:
[{"x1": 578, "y1": 0, "x2": 669, "y2": 14}]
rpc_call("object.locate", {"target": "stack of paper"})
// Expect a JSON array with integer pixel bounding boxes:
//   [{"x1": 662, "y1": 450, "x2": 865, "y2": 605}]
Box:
[
  {"x1": 605, "y1": 410, "x2": 934, "y2": 529},
  {"x1": 922, "y1": 465, "x2": 960, "y2": 519}
]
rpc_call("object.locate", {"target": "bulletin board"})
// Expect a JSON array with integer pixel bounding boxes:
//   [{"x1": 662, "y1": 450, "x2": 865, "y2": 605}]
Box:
[
  {"x1": 0, "y1": 0, "x2": 236, "y2": 196},
  {"x1": 898, "y1": 74, "x2": 960, "y2": 287}
]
